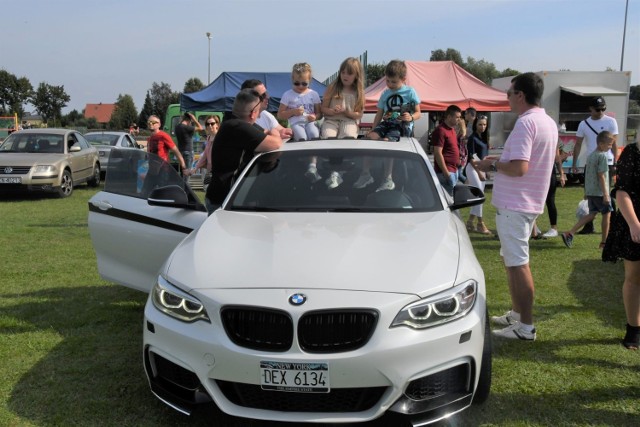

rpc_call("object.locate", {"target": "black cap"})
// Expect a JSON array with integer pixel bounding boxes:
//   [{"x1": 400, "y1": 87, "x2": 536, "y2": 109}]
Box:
[{"x1": 591, "y1": 96, "x2": 606, "y2": 109}]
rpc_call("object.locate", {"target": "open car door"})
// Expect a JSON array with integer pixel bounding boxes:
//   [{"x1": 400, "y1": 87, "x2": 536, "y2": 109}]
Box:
[{"x1": 88, "y1": 149, "x2": 208, "y2": 292}]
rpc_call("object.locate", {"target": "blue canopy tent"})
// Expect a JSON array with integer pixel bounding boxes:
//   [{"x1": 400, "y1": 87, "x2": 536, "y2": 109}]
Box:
[{"x1": 180, "y1": 72, "x2": 327, "y2": 112}]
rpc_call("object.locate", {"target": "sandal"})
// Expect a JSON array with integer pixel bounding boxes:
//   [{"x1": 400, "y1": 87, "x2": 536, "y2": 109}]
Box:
[
  {"x1": 622, "y1": 324, "x2": 640, "y2": 350},
  {"x1": 466, "y1": 220, "x2": 474, "y2": 232},
  {"x1": 476, "y1": 223, "x2": 492, "y2": 235}
]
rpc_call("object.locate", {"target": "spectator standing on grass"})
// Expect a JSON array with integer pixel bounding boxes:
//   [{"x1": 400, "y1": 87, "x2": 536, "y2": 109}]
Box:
[
  {"x1": 175, "y1": 112, "x2": 204, "y2": 182},
  {"x1": 431, "y1": 105, "x2": 462, "y2": 197},
  {"x1": 571, "y1": 96, "x2": 619, "y2": 235},
  {"x1": 561, "y1": 131, "x2": 614, "y2": 249},
  {"x1": 204, "y1": 89, "x2": 283, "y2": 214},
  {"x1": 475, "y1": 72, "x2": 557, "y2": 341},
  {"x1": 146, "y1": 115, "x2": 189, "y2": 172},
  {"x1": 193, "y1": 115, "x2": 220, "y2": 173},
  {"x1": 602, "y1": 130, "x2": 640, "y2": 350},
  {"x1": 530, "y1": 143, "x2": 566, "y2": 239},
  {"x1": 465, "y1": 114, "x2": 492, "y2": 235}
]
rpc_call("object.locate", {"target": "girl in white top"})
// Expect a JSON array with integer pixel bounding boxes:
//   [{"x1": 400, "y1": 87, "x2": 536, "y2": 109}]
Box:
[
  {"x1": 277, "y1": 63, "x2": 322, "y2": 142},
  {"x1": 320, "y1": 57, "x2": 365, "y2": 139}
]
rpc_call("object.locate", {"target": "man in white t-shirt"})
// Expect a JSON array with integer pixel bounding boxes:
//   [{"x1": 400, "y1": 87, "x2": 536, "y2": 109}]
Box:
[
  {"x1": 572, "y1": 96, "x2": 619, "y2": 234},
  {"x1": 240, "y1": 79, "x2": 293, "y2": 140}
]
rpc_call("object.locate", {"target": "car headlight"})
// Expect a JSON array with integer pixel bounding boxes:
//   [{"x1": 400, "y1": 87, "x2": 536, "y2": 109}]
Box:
[
  {"x1": 33, "y1": 165, "x2": 57, "y2": 174},
  {"x1": 391, "y1": 280, "x2": 477, "y2": 329},
  {"x1": 151, "y1": 276, "x2": 210, "y2": 323}
]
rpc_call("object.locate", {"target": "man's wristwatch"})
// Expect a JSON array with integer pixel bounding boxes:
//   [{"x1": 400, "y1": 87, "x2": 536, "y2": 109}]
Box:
[{"x1": 490, "y1": 160, "x2": 498, "y2": 172}]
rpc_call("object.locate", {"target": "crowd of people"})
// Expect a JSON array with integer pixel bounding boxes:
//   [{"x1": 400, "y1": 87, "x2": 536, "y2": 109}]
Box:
[{"x1": 140, "y1": 59, "x2": 640, "y2": 351}]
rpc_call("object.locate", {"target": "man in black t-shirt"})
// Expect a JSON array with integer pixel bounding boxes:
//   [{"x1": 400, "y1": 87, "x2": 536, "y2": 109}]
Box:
[
  {"x1": 174, "y1": 112, "x2": 203, "y2": 181},
  {"x1": 204, "y1": 89, "x2": 283, "y2": 213}
]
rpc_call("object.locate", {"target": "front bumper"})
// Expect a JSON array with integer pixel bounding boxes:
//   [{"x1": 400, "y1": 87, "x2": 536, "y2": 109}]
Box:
[{"x1": 142, "y1": 288, "x2": 486, "y2": 425}]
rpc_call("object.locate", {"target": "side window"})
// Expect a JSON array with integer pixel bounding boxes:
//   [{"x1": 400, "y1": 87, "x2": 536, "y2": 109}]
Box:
[
  {"x1": 124, "y1": 135, "x2": 135, "y2": 148},
  {"x1": 76, "y1": 133, "x2": 91, "y2": 149},
  {"x1": 67, "y1": 134, "x2": 78, "y2": 150},
  {"x1": 104, "y1": 149, "x2": 199, "y2": 204}
]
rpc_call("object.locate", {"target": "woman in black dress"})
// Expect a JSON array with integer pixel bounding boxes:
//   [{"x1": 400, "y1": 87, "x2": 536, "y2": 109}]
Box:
[{"x1": 603, "y1": 138, "x2": 640, "y2": 350}]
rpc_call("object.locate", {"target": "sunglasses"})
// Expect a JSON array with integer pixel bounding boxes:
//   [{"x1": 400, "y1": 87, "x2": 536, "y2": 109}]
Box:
[
  {"x1": 147, "y1": 121, "x2": 159, "y2": 125},
  {"x1": 477, "y1": 115, "x2": 488, "y2": 120},
  {"x1": 206, "y1": 122, "x2": 217, "y2": 126},
  {"x1": 594, "y1": 108, "x2": 606, "y2": 112},
  {"x1": 293, "y1": 81, "x2": 309, "y2": 87}
]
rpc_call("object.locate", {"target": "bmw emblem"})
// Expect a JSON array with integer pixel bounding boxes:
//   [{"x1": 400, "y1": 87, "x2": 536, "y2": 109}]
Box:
[{"x1": 289, "y1": 293, "x2": 307, "y2": 306}]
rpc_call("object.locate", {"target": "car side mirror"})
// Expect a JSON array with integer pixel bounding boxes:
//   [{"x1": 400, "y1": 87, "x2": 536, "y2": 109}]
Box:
[
  {"x1": 69, "y1": 144, "x2": 81, "y2": 152},
  {"x1": 450, "y1": 184, "x2": 485, "y2": 211},
  {"x1": 148, "y1": 185, "x2": 189, "y2": 208}
]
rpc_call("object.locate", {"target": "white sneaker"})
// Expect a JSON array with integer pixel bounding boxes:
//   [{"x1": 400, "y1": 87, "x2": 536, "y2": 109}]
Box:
[
  {"x1": 491, "y1": 310, "x2": 518, "y2": 327},
  {"x1": 326, "y1": 171, "x2": 343, "y2": 189},
  {"x1": 492, "y1": 322, "x2": 536, "y2": 341},
  {"x1": 542, "y1": 229, "x2": 558, "y2": 238},
  {"x1": 305, "y1": 165, "x2": 321, "y2": 183},
  {"x1": 353, "y1": 172, "x2": 374, "y2": 189},
  {"x1": 376, "y1": 177, "x2": 395, "y2": 192}
]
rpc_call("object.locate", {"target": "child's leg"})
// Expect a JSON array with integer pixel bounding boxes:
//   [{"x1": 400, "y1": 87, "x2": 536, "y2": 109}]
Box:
[
  {"x1": 569, "y1": 212, "x2": 598, "y2": 235},
  {"x1": 306, "y1": 122, "x2": 319, "y2": 140},
  {"x1": 340, "y1": 120, "x2": 359, "y2": 139},
  {"x1": 601, "y1": 211, "x2": 611, "y2": 243},
  {"x1": 321, "y1": 120, "x2": 339, "y2": 139},
  {"x1": 367, "y1": 131, "x2": 381, "y2": 140},
  {"x1": 291, "y1": 123, "x2": 307, "y2": 141}
]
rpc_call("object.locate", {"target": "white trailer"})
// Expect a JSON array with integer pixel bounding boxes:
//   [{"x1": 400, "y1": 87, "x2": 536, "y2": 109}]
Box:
[{"x1": 490, "y1": 71, "x2": 631, "y2": 182}]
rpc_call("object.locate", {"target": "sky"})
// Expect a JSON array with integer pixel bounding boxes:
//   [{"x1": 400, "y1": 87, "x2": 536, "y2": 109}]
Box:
[{"x1": 2, "y1": 0, "x2": 639, "y2": 114}]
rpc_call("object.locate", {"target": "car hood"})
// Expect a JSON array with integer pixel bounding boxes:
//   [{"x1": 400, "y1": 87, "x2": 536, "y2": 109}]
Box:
[
  {"x1": 0, "y1": 153, "x2": 64, "y2": 165},
  {"x1": 166, "y1": 210, "x2": 462, "y2": 297}
]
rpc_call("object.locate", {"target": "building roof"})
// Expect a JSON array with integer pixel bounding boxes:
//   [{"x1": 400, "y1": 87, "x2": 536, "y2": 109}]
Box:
[{"x1": 84, "y1": 103, "x2": 116, "y2": 123}]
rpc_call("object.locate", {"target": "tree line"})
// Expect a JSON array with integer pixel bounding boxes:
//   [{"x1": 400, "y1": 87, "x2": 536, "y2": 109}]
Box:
[{"x1": 2, "y1": 48, "x2": 638, "y2": 131}]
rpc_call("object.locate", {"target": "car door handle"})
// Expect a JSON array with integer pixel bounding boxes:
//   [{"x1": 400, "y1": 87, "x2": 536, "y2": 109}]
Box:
[{"x1": 92, "y1": 200, "x2": 113, "y2": 211}]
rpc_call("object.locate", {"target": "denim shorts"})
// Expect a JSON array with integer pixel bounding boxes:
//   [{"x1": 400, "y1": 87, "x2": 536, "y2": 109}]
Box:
[{"x1": 587, "y1": 196, "x2": 613, "y2": 214}]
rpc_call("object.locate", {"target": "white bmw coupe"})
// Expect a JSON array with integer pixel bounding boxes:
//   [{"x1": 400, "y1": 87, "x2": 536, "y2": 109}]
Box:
[{"x1": 88, "y1": 137, "x2": 491, "y2": 426}]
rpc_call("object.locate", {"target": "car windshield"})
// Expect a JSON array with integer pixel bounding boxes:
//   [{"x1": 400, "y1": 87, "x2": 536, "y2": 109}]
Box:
[
  {"x1": 86, "y1": 134, "x2": 119, "y2": 146},
  {"x1": 227, "y1": 149, "x2": 442, "y2": 212},
  {"x1": 0, "y1": 133, "x2": 65, "y2": 153}
]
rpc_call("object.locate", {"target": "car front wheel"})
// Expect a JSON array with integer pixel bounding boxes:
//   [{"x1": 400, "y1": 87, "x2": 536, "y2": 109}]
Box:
[
  {"x1": 88, "y1": 164, "x2": 101, "y2": 187},
  {"x1": 472, "y1": 308, "x2": 492, "y2": 405},
  {"x1": 57, "y1": 170, "x2": 73, "y2": 198}
]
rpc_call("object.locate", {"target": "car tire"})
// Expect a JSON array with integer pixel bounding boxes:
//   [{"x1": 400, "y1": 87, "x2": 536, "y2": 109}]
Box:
[
  {"x1": 57, "y1": 169, "x2": 74, "y2": 198},
  {"x1": 472, "y1": 308, "x2": 492, "y2": 405},
  {"x1": 88, "y1": 164, "x2": 101, "y2": 187}
]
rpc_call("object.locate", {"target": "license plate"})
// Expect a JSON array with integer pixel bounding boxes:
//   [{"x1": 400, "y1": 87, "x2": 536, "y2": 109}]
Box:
[
  {"x1": 260, "y1": 361, "x2": 330, "y2": 393},
  {"x1": 0, "y1": 177, "x2": 21, "y2": 184}
]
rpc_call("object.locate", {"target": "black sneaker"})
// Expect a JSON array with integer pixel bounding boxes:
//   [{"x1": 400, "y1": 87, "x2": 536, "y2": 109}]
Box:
[
  {"x1": 577, "y1": 221, "x2": 594, "y2": 235},
  {"x1": 561, "y1": 232, "x2": 574, "y2": 248}
]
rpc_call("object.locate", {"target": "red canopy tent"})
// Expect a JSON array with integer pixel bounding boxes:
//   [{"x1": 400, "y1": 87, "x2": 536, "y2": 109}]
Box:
[{"x1": 364, "y1": 60, "x2": 511, "y2": 112}]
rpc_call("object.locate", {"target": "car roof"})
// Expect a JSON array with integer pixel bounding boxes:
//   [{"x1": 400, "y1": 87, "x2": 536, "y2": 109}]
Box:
[
  {"x1": 13, "y1": 128, "x2": 74, "y2": 135},
  {"x1": 85, "y1": 131, "x2": 129, "y2": 136},
  {"x1": 278, "y1": 137, "x2": 421, "y2": 153}
]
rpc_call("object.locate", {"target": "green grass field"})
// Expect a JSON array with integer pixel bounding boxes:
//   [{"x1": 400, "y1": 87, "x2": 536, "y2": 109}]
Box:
[{"x1": 0, "y1": 185, "x2": 638, "y2": 426}]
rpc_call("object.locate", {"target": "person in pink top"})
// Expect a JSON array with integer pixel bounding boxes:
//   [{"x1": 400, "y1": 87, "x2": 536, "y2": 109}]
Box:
[{"x1": 476, "y1": 72, "x2": 558, "y2": 341}]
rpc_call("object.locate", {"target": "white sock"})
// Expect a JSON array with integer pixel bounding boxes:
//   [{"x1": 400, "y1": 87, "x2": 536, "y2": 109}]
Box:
[
  {"x1": 510, "y1": 310, "x2": 521, "y2": 322},
  {"x1": 519, "y1": 323, "x2": 535, "y2": 332}
]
